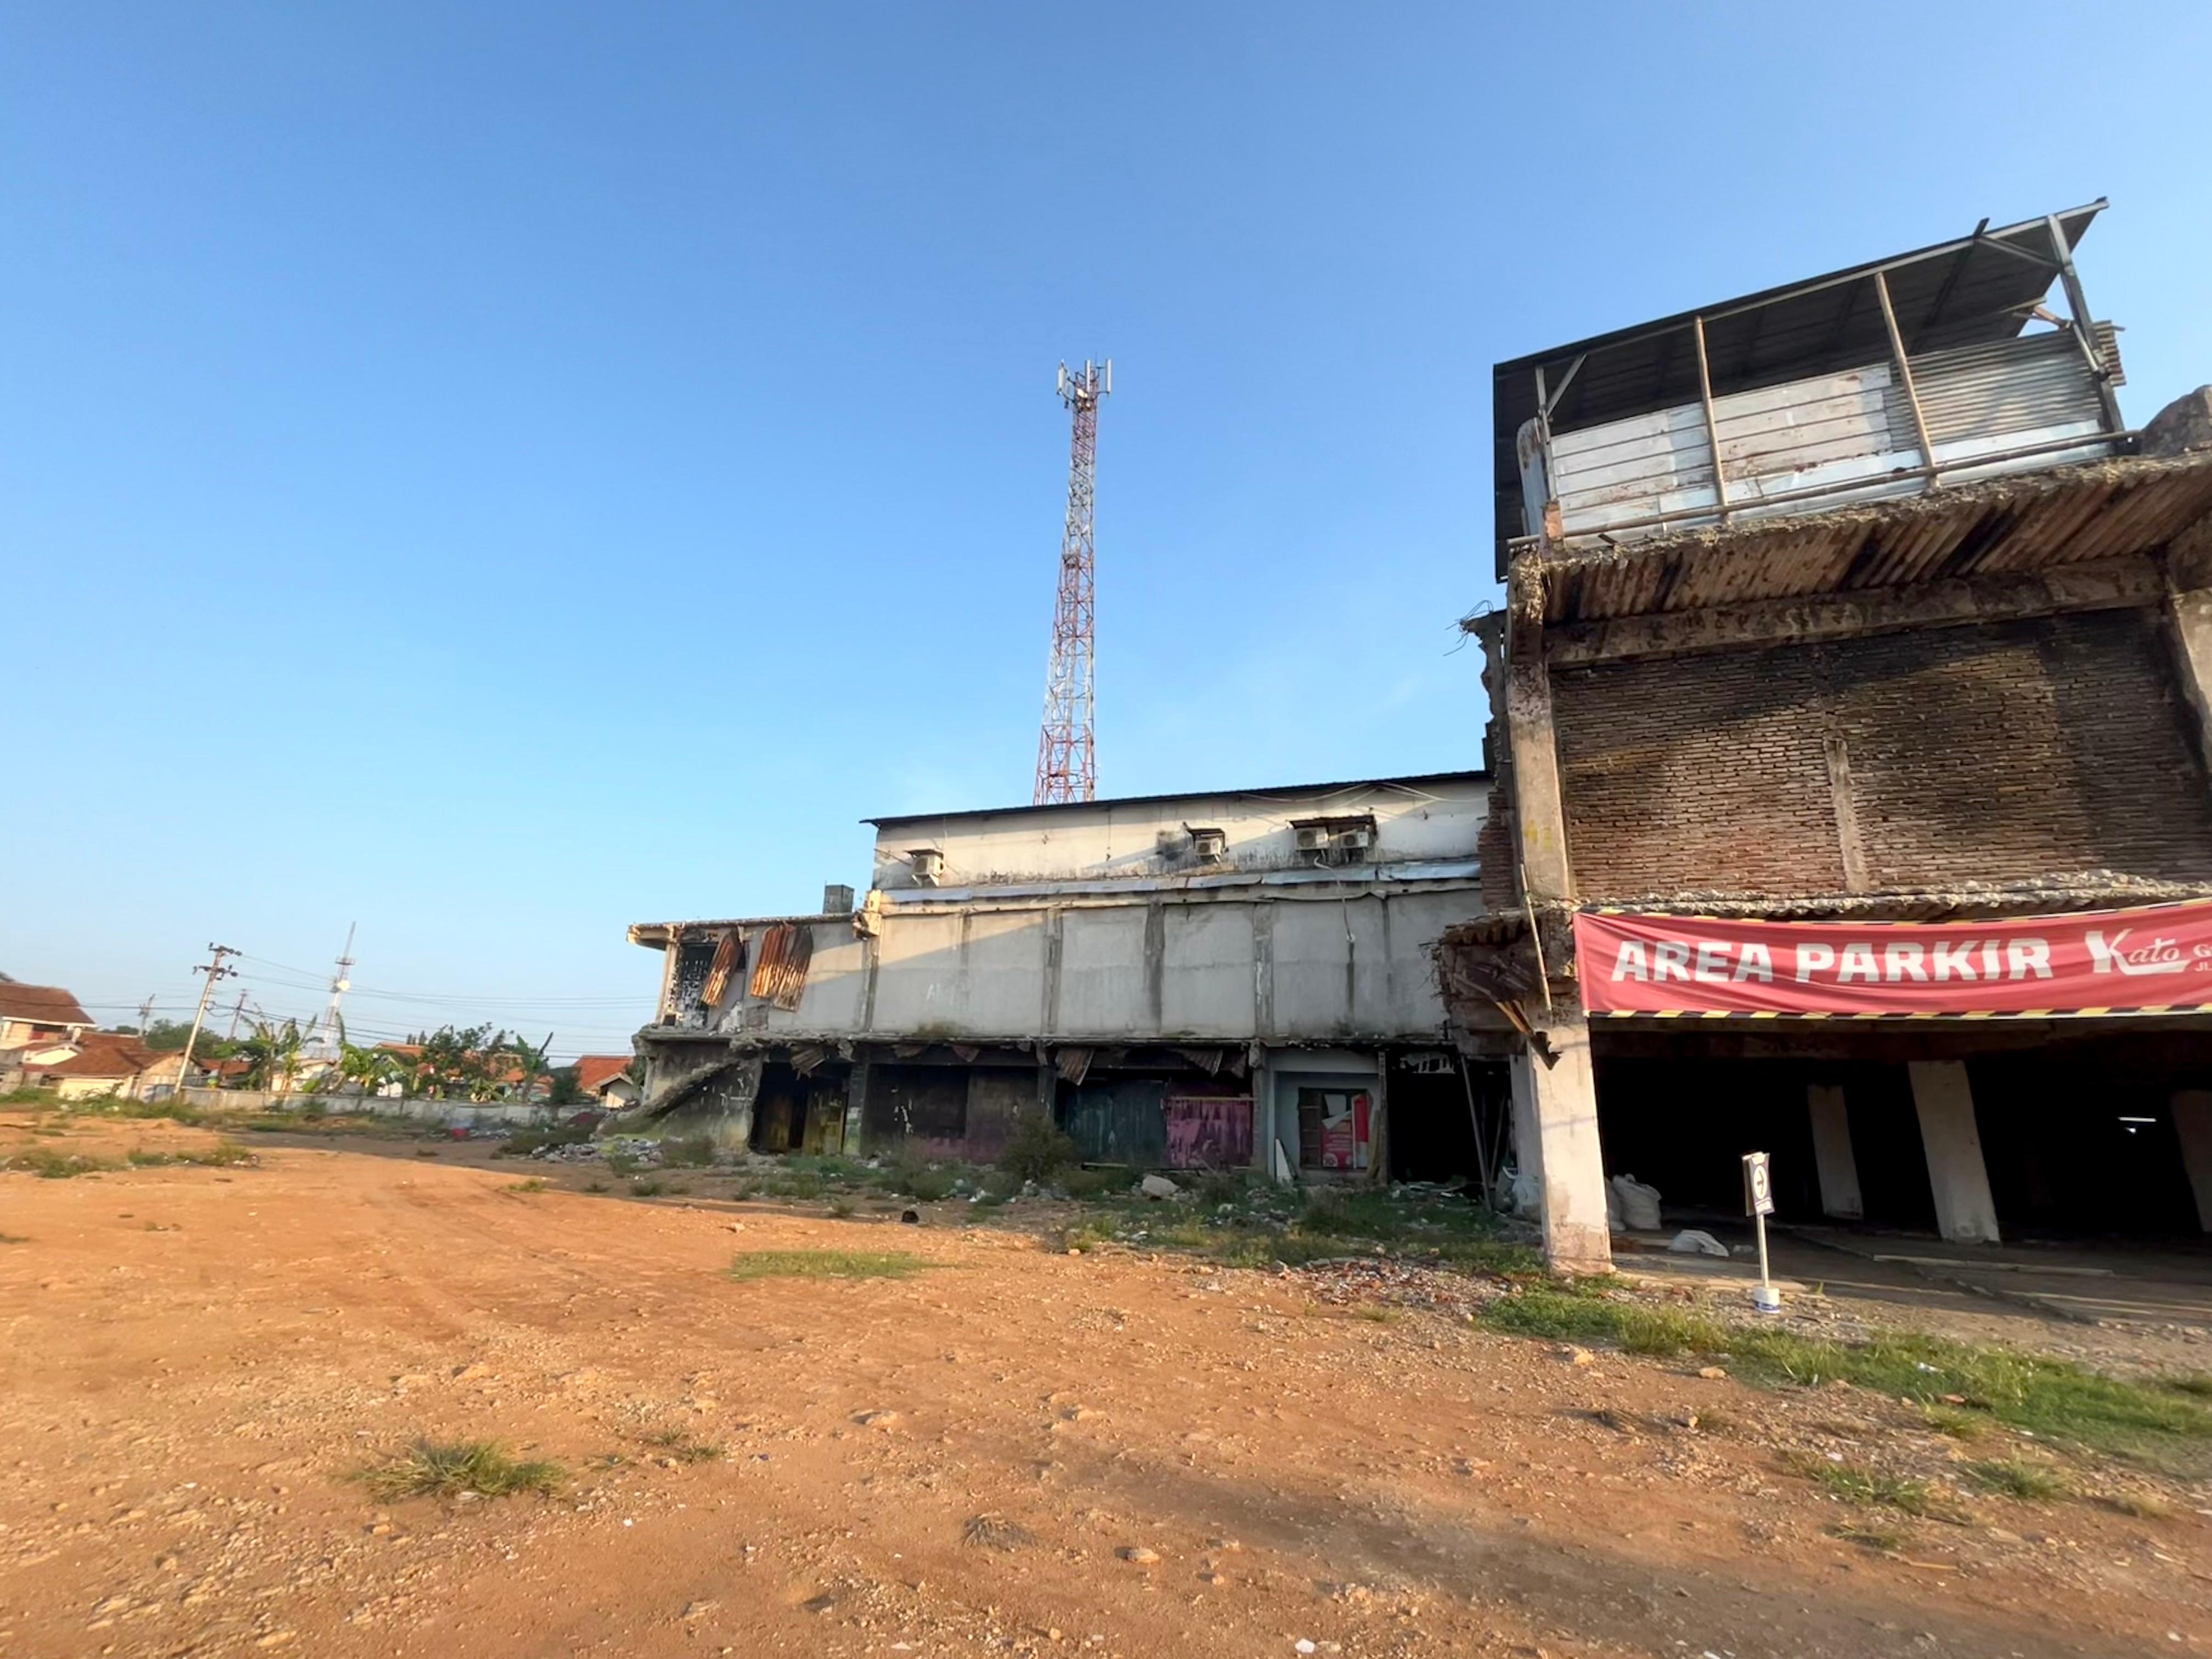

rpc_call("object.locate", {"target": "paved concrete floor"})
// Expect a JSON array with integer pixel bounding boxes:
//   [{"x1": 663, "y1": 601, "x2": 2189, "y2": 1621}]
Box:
[{"x1": 1611, "y1": 1219, "x2": 2212, "y2": 1333}]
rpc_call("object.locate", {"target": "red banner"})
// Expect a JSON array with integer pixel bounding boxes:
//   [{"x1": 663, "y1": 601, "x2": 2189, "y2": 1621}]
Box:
[{"x1": 1574, "y1": 901, "x2": 2212, "y2": 1018}]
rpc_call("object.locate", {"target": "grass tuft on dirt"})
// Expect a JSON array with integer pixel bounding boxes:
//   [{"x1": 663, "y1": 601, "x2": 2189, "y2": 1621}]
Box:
[
  {"x1": 1963, "y1": 1457, "x2": 2070, "y2": 1500},
  {"x1": 642, "y1": 1427, "x2": 723, "y2": 1463},
  {"x1": 1781, "y1": 1451, "x2": 1938, "y2": 1515},
  {"x1": 727, "y1": 1249, "x2": 934, "y2": 1282},
  {"x1": 353, "y1": 1439, "x2": 564, "y2": 1501},
  {"x1": 9, "y1": 1148, "x2": 112, "y2": 1178},
  {"x1": 1483, "y1": 1284, "x2": 2212, "y2": 1466}
]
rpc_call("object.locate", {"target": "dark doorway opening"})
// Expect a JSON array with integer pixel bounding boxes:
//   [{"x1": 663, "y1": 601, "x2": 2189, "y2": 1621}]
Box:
[
  {"x1": 1386, "y1": 1053, "x2": 1491, "y2": 1186},
  {"x1": 1968, "y1": 1053, "x2": 2205, "y2": 1240},
  {"x1": 749, "y1": 1062, "x2": 851, "y2": 1155}
]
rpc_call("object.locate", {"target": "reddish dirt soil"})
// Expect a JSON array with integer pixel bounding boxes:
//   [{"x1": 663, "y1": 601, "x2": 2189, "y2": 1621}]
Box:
[{"x1": 2, "y1": 1116, "x2": 2207, "y2": 1658}]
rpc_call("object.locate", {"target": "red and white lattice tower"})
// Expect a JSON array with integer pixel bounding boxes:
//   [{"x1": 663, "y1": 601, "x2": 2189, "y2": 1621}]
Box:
[{"x1": 1034, "y1": 358, "x2": 1109, "y2": 804}]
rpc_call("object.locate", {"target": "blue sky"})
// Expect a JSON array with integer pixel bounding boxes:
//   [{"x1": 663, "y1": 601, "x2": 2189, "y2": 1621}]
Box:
[{"x1": 5, "y1": 3, "x2": 2209, "y2": 1057}]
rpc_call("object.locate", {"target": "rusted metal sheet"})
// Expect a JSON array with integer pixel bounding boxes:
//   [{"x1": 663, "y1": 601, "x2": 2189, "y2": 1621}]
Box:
[
  {"x1": 1535, "y1": 452, "x2": 2212, "y2": 626},
  {"x1": 699, "y1": 929, "x2": 744, "y2": 1009},
  {"x1": 748, "y1": 923, "x2": 815, "y2": 1011}
]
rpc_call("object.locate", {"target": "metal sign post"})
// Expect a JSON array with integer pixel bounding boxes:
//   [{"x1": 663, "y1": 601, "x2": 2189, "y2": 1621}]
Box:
[{"x1": 1742, "y1": 1151, "x2": 1780, "y2": 1313}]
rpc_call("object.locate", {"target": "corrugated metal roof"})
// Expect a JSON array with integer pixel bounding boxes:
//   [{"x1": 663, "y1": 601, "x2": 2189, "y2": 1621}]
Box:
[
  {"x1": 864, "y1": 769, "x2": 1488, "y2": 828},
  {"x1": 1494, "y1": 202, "x2": 2107, "y2": 573}
]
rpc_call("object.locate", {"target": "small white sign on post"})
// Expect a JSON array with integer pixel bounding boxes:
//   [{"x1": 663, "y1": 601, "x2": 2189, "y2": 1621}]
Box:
[{"x1": 1742, "y1": 1151, "x2": 1780, "y2": 1312}]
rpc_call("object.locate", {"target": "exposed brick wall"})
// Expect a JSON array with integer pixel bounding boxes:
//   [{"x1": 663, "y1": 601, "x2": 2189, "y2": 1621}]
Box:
[{"x1": 1550, "y1": 608, "x2": 2212, "y2": 898}]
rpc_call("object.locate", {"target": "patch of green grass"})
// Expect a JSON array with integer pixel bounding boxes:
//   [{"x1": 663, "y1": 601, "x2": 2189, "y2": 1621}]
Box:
[
  {"x1": 1062, "y1": 1166, "x2": 1133, "y2": 1199},
  {"x1": 827, "y1": 1197, "x2": 856, "y2": 1218},
  {"x1": 583, "y1": 1179, "x2": 608, "y2": 1194},
  {"x1": 62, "y1": 1095, "x2": 207, "y2": 1126},
  {"x1": 630, "y1": 1178, "x2": 667, "y2": 1197},
  {"x1": 2164, "y1": 1373, "x2": 2212, "y2": 1398},
  {"x1": 1352, "y1": 1305, "x2": 1404, "y2": 1324},
  {"x1": 1963, "y1": 1458, "x2": 2070, "y2": 1500},
  {"x1": 1923, "y1": 1405, "x2": 1991, "y2": 1440},
  {"x1": 657, "y1": 1133, "x2": 717, "y2": 1169},
  {"x1": 765, "y1": 1171, "x2": 825, "y2": 1199},
  {"x1": 8, "y1": 1148, "x2": 113, "y2": 1178},
  {"x1": 352, "y1": 1439, "x2": 564, "y2": 1501},
  {"x1": 504, "y1": 1178, "x2": 549, "y2": 1194},
  {"x1": 642, "y1": 1427, "x2": 723, "y2": 1463},
  {"x1": 125, "y1": 1141, "x2": 257, "y2": 1169},
  {"x1": 1782, "y1": 1451, "x2": 1937, "y2": 1515},
  {"x1": 1483, "y1": 1285, "x2": 2212, "y2": 1466},
  {"x1": 605, "y1": 1150, "x2": 642, "y2": 1175},
  {"x1": 727, "y1": 1249, "x2": 935, "y2": 1282}
]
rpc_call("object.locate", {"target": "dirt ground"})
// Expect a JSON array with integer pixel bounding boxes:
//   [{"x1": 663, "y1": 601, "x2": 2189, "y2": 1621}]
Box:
[{"x1": 3, "y1": 1115, "x2": 2209, "y2": 1658}]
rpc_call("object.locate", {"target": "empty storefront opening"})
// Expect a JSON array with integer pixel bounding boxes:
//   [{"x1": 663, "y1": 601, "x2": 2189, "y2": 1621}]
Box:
[{"x1": 749, "y1": 1062, "x2": 851, "y2": 1155}]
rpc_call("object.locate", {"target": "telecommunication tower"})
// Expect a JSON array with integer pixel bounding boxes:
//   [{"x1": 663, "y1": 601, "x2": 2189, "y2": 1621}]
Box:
[
  {"x1": 1034, "y1": 358, "x2": 1109, "y2": 805},
  {"x1": 301, "y1": 923, "x2": 357, "y2": 1064}
]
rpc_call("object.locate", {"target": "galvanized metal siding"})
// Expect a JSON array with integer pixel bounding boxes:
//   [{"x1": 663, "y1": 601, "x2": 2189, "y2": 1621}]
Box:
[{"x1": 1543, "y1": 330, "x2": 2116, "y2": 548}]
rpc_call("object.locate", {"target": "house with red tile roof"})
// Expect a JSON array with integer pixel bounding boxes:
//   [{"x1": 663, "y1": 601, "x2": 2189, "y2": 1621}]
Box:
[
  {"x1": 573, "y1": 1054, "x2": 640, "y2": 1109},
  {"x1": 0, "y1": 977, "x2": 94, "y2": 1051}
]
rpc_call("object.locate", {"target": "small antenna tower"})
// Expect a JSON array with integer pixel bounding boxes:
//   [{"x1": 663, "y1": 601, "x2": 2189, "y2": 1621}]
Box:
[
  {"x1": 302, "y1": 923, "x2": 357, "y2": 1063},
  {"x1": 1034, "y1": 358, "x2": 1109, "y2": 805}
]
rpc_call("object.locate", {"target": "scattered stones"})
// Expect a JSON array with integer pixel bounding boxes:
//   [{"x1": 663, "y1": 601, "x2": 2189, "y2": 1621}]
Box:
[
  {"x1": 1698, "y1": 1365, "x2": 1729, "y2": 1380},
  {"x1": 1561, "y1": 1346, "x2": 1596, "y2": 1367},
  {"x1": 1118, "y1": 1545, "x2": 1160, "y2": 1565},
  {"x1": 1138, "y1": 1175, "x2": 1182, "y2": 1200}
]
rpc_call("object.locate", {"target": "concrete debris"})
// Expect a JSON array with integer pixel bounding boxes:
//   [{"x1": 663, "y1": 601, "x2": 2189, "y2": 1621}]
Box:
[{"x1": 1138, "y1": 1174, "x2": 1182, "y2": 1200}]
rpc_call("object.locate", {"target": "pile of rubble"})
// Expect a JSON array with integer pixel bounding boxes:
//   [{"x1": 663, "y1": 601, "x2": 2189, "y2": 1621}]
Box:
[{"x1": 1290, "y1": 1255, "x2": 1516, "y2": 1321}]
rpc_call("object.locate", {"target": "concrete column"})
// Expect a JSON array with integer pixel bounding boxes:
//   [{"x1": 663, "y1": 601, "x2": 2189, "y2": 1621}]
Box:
[
  {"x1": 1908, "y1": 1060, "x2": 2000, "y2": 1244},
  {"x1": 2172, "y1": 1089, "x2": 2212, "y2": 1233},
  {"x1": 842, "y1": 1060, "x2": 870, "y2": 1156},
  {"x1": 1806, "y1": 1084, "x2": 1864, "y2": 1220},
  {"x1": 1511, "y1": 1016, "x2": 1612, "y2": 1274}
]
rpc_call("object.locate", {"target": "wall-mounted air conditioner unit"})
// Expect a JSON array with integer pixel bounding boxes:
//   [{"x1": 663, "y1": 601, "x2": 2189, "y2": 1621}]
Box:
[
  {"x1": 1294, "y1": 825, "x2": 1333, "y2": 854},
  {"x1": 1189, "y1": 827, "x2": 1227, "y2": 864},
  {"x1": 1335, "y1": 826, "x2": 1374, "y2": 856},
  {"x1": 909, "y1": 848, "x2": 944, "y2": 887}
]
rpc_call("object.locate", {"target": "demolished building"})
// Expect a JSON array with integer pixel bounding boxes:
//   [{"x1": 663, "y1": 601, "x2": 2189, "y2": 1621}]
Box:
[
  {"x1": 623, "y1": 772, "x2": 1512, "y2": 1180},
  {"x1": 1445, "y1": 200, "x2": 2212, "y2": 1269}
]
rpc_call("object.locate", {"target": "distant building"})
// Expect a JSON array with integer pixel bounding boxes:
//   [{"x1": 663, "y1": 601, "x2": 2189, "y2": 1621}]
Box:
[
  {"x1": 572, "y1": 1055, "x2": 640, "y2": 1111},
  {"x1": 18, "y1": 1031, "x2": 160, "y2": 1101},
  {"x1": 0, "y1": 978, "x2": 94, "y2": 1051},
  {"x1": 625, "y1": 772, "x2": 1503, "y2": 1180}
]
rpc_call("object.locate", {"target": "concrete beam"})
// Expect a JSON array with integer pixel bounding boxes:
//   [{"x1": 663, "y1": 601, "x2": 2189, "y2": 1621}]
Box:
[
  {"x1": 1908, "y1": 1060, "x2": 2001, "y2": 1244},
  {"x1": 1545, "y1": 557, "x2": 2163, "y2": 667},
  {"x1": 1511, "y1": 1014, "x2": 1612, "y2": 1273},
  {"x1": 2172, "y1": 1089, "x2": 2212, "y2": 1234},
  {"x1": 1805, "y1": 1084, "x2": 1864, "y2": 1220},
  {"x1": 1502, "y1": 560, "x2": 1575, "y2": 904}
]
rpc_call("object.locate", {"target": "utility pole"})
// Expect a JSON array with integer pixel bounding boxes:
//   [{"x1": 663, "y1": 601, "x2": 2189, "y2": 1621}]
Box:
[
  {"x1": 137, "y1": 995, "x2": 156, "y2": 1037},
  {"x1": 1034, "y1": 358, "x2": 1109, "y2": 805},
  {"x1": 224, "y1": 991, "x2": 249, "y2": 1043},
  {"x1": 177, "y1": 945, "x2": 238, "y2": 1091}
]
